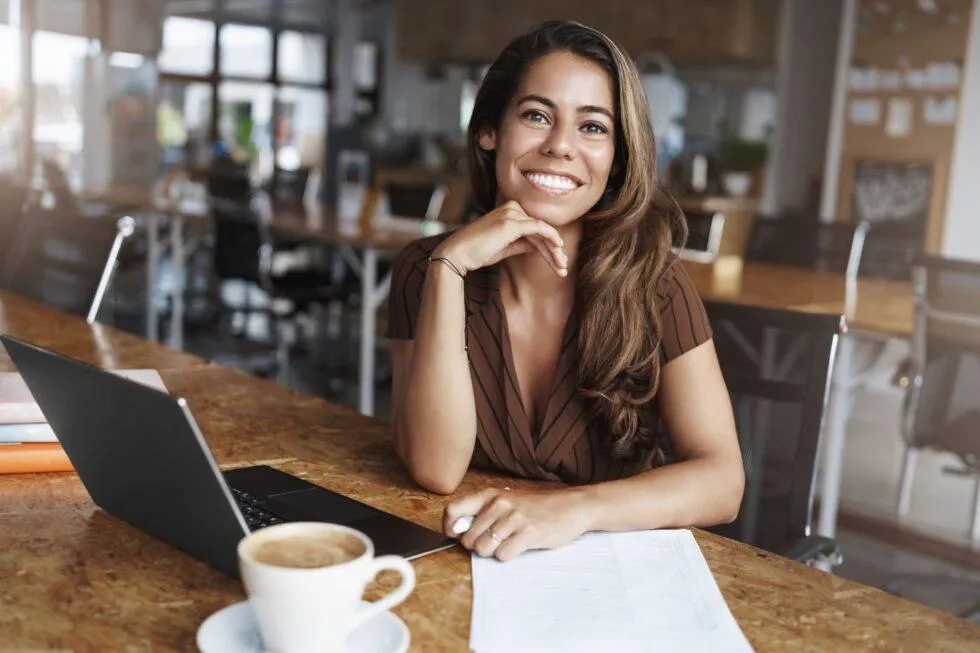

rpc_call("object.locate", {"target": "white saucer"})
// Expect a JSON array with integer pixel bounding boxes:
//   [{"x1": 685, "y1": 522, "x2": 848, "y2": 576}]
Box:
[{"x1": 197, "y1": 600, "x2": 410, "y2": 653}]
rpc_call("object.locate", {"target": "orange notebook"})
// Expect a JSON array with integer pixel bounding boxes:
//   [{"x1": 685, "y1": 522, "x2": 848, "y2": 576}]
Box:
[{"x1": 0, "y1": 443, "x2": 74, "y2": 474}]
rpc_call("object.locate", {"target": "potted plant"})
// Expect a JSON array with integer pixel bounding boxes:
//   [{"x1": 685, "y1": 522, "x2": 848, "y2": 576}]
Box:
[{"x1": 719, "y1": 138, "x2": 768, "y2": 197}]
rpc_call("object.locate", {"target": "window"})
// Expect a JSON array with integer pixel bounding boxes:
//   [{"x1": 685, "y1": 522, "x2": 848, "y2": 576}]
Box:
[
  {"x1": 158, "y1": 81, "x2": 212, "y2": 168},
  {"x1": 0, "y1": 24, "x2": 21, "y2": 172},
  {"x1": 158, "y1": 17, "x2": 214, "y2": 76},
  {"x1": 278, "y1": 31, "x2": 325, "y2": 85},
  {"x1": 32, "y1": 31, "x2": 88, "y2": 189},
  {"x1": 220, "y1": 24, "x2": 272, "y2": 79},
  {"x1": 354, "y1": 42, "x2": 378, "y2": 90},
  {"x1": 219, "y1": 82, "x2": 274, "y2": 181},
  {"x1": 276, "y1": 86, "x2": 326, "y2": 171},
  {"x1": 153, "y1": 14, "x2": 336, "y2": 197}
]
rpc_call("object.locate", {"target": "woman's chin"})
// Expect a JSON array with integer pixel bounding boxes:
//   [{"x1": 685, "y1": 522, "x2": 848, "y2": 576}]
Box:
[{"x1": 511, "y1": 197, "x2": 584, "y2": 227}]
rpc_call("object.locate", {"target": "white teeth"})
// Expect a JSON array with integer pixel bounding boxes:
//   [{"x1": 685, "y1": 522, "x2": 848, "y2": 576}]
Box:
[{"x1": 525, "y1": 172, "x2": 579, "y2": 191}]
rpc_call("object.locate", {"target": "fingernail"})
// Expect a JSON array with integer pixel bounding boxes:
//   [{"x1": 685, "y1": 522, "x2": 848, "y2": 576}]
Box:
[{"x1": 452, "y1": 515, "x2": 474, "y2": 535}]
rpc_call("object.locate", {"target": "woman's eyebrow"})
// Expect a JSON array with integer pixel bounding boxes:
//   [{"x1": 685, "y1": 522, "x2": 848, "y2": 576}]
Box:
[{"x1": 517, "y1": 94, "x2": 614, "y2": 120}]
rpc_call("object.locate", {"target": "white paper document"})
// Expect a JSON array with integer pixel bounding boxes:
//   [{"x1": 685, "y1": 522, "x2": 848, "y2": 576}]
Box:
[{"x1": 470, "y1": 530, "x2": 753, "y2": 653}]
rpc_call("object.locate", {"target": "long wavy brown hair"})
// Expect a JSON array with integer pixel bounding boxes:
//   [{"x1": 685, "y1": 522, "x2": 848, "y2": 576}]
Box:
[{"x1": 467, "y1": 20, "x2": 687, "y2": 459}]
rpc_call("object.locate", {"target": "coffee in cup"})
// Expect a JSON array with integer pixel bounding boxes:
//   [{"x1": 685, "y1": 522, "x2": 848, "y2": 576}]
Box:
[
  {"x1": 249, "y1": 529, "x2": 366, "y2": 569},
  {"x1": 238, "y1": 522, "x2": 415, "y2": 653}
]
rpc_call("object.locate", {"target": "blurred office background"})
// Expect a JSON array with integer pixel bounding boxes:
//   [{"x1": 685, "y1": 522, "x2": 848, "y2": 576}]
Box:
[{"x1": 2, "y1": 0, "x2": 980, "y2": 622}]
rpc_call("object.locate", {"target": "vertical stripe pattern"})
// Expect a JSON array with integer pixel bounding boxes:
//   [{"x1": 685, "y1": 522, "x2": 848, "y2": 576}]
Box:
[{"x1": 386, "y1": 235, "x2": 712, "y2": 484}]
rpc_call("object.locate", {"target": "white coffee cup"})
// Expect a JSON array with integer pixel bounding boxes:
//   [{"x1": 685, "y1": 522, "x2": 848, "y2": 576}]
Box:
[{"x1": 238, "y1": 522, "x2": 415, "y2": 653}]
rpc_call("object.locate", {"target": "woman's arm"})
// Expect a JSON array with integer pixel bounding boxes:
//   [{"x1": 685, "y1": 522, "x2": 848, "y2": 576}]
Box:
[
  {"x1": 444, "y1": 339, "x2": 744, "y2": 560},
  {"x1": 391, "y1": 201, "x2": 568, "y2": 495},
  {"x1": 391, "y1": 263, "x2": 476, "y2": 496},
  {"x1": 580, "y1": 339, "x2": 744, "y2": 531}
]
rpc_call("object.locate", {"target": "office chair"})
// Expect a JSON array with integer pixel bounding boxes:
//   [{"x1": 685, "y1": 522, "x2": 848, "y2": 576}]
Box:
[
  {"x1": 210, "y1": 196, "x2": 352, "y2": 384},
  {"x1": 858, "y1": 219, "x2": 924, "y2": 282},
  {"x1": 885, "y1": 256, "x2": 980, "y2": 619},
  {"x1": 745, "y1": 215, "x2": 869, "y2": 278},
  {"x1": 705, "y1": 300, "x2": 844, "y2": 569},
  {"x1": 0, "y1": 206, "x2": 137, "y2": 322}
]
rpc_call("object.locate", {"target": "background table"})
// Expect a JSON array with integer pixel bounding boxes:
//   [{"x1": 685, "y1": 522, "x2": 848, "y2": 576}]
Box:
[{"x1": 3, "y1": 290, "x2": 977, "y2": 651}]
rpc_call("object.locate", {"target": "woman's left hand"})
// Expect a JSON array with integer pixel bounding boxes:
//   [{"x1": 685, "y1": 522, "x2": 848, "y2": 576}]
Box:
[{"x1": 443, "y1": 487, "x2": 592, "y2": 561}]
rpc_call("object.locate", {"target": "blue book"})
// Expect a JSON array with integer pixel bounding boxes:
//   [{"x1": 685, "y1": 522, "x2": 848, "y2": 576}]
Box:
[{"x1": 0, "y1": 423, "x2": 59, "y2": 444}]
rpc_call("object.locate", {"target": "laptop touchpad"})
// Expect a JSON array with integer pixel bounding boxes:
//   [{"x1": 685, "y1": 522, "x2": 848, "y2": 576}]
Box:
[{"x1": 264, "y1": 489, "x2": 379, "y2": 524}]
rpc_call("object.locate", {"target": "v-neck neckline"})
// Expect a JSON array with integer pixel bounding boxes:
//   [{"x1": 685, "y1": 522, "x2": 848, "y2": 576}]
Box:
[{"x1": 494, "y1": 282, "x2": 579, "y2": 446}]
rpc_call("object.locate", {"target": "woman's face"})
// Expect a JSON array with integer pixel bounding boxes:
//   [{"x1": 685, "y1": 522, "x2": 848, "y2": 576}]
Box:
[{"x1": 480, "y1": 50, "x2": 617, "y2": 227}]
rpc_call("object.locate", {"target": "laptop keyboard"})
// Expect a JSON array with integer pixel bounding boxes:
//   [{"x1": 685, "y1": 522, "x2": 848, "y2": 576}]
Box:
[{"x1": 231, "y1": 487, "x2": 286, "y2": 531}]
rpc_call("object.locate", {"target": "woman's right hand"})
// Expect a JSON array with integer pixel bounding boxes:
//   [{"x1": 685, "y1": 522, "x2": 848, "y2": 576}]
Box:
[{"x1": 432, "y1": 201, "x2": 568, "y2": 277}]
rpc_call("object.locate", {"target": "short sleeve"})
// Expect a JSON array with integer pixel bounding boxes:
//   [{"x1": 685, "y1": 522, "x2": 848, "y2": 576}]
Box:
[
  {"x1": 657, "y1": 258, "x2": 713, "y2": 362},
  {"x1": 385, "y1": 239, "x2": 434, "y2": 340}
]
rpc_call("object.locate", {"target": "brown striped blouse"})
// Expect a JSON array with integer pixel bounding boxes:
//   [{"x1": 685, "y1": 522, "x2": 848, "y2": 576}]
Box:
[{"x1": 386, "y1": 234, "x2": 713, "y2": 485}]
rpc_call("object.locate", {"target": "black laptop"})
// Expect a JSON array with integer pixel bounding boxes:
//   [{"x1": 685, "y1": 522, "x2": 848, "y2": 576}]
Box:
[{"x1": 0, "y1": 335, "x2": 454, "y2": 579}]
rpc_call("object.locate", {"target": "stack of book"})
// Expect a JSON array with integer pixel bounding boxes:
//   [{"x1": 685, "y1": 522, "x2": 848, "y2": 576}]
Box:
[
  {"x1": 0, "y1": 372, "x2": 73, "y2": 473},
  {"x1": 0, "y1": 369, "x2": 168, "y2": 474}
]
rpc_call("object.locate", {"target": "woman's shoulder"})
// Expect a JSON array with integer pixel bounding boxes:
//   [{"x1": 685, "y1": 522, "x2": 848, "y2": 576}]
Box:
[{"x1": 654, "y1": 254, "x2": 690, "y2": 308}]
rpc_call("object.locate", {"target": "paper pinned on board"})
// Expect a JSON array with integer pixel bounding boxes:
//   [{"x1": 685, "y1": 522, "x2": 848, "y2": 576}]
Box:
[
  {"x1": 925, "y1": 62, "x2": 961, "y2": 89},
  {"x1": 469, "y1": 529, "x2": 754, "y2": 653},
  {"x1": 924, "y1": 96, "x2": 958, "y2": 125},
  {"x1": 885, "y1": 98, "x2": 914, "y2": 137},
  {"x1": 849, "y1": 98, "x2": 881, "y2": 125},
  {"x1": 849, "y1": 66, "x2": 879, "y2": 92},
  {"x1": 878, "y1": 70, "x2": 903, "y2": 90}
]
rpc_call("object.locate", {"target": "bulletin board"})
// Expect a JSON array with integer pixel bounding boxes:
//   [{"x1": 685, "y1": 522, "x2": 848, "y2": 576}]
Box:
[{"x1": 835, "y1": 0, "x2": 974, "y2": 253}]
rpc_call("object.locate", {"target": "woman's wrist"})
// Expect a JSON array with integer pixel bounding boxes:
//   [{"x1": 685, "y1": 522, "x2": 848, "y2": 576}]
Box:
[
  {"x1": 562, "y1": 485, "x2": 603, "y2": 533},
  {"x1": 429, "y1": 255, "x2": 466, "y2": 279},
  {"x1": 431, "y1": 242, "x2": 469, "y2": 275}
]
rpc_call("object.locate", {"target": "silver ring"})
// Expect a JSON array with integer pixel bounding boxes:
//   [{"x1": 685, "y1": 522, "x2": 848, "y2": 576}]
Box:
[{"x1": 488, "y1": 528, "x2": 503, "y2": 543}]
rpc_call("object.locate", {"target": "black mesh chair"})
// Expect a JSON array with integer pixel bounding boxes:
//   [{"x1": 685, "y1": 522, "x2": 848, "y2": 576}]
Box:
[
  {"x1": 745, "y1": 215, "x2": 868, "y2": 276},
  {"x1": 705, "y1": 300, "x2": 844, "y2": 568},
  {"x1": 0, "y1": 206, "x2": 137, "y2": 322},
  {"x1": 210, "y1": 196, "x2": 351, "y2": 382},
  {"x1": 886, "y1": 256, "x2": 980, "y2": 618}
]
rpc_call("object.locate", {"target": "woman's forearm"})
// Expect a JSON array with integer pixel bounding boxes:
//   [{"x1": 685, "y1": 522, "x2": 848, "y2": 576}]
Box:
[
  {"x1": 394, "y1": 262, "x2": 477, "y2": 494},
  {"x1": 578, "y1": 454, "x2": 745, "y2": 532}
]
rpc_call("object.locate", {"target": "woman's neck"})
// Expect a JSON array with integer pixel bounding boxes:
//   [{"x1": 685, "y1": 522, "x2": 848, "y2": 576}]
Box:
[{"x1": 500, "y1": 221, "x2": 582, "y2": 306}]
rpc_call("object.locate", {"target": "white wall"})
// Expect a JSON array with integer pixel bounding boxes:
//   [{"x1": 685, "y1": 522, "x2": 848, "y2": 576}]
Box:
[
  {"x1": 762, "y1": 0, "x2": 844, "y2": 216},
  {"x1": 942, "y1": 1, "x2": 980, "y2": 261}
]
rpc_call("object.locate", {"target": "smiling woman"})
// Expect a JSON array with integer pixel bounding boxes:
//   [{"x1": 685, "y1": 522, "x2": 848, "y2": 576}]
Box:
[{"x1": 386, "y1": 20, "x2": 745, "y2": 562}]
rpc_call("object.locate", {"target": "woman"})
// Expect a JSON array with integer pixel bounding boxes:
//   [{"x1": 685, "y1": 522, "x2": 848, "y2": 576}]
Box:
[{"x1": 387, "y1": 20, "x2": 744, "y2": 562}]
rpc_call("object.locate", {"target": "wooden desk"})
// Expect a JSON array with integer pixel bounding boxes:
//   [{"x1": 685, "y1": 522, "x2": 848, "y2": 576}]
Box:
[
  {"x1": 683, "y1": 258, "x2": 914, "y2": 337},
  {"x1": 2, "y1": 291, "x2": 978, "y2": 651},
  {"x1": 269, "y1": 202, "x2": 423, "y2": 252}
]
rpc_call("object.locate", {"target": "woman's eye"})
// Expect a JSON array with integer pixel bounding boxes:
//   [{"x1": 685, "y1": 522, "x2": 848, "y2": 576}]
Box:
[
  {"x1": 583, "y1": 122, "x2": 608, "y2": 135},
  {"x1": 523, "y1": 109, "x2": 548, "y2": 123}
]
